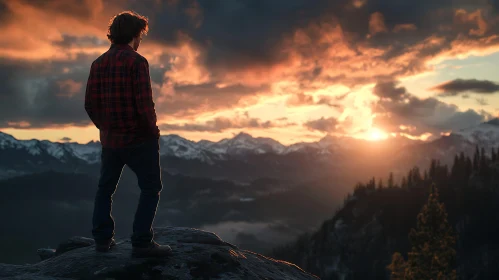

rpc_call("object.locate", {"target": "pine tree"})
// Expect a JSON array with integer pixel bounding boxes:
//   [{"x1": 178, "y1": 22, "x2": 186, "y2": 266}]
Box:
[
  {"x1": 377, "y1": 178, "x2": 384, "y2": 190},
  {"x1": 458, "y1": 152, "x2": 465, "y2": 165},
  {"x1": 407, "y1": 169, "x2": 413, "y2": 188},
  {"x1": 480, "y1": 147, "x2": 488, "y2": 176},
  {"x1": 465, "y1": 157, "x2": 473, "y2": 180},
  {"x1": 387, "y1": 252, "x2": 407, "y2": 280},
  {"x1": 450, "y1": 155, "x2": 460, "y2": 180},
  {"x1": 367, "y1": 177, "x2": 376, "y2": 192},
  {"x1": 429, "y1": 159, "x2": 437, "y2": 180},
  {"x1": 401, "y1": 177, "x2": 407, "y2": 189},
  {"x1": 473, "y1": 146, "x2": 480, "y2": 171},
  {"x1": 388, "y1": 172, "x2": 395, "y2": 188},
  {"x1": 405, "y1": 185, "x2": 457, "y2": 280},
  {"x1": 412, "y1": 167, "x2": 422, "y2": 186}
]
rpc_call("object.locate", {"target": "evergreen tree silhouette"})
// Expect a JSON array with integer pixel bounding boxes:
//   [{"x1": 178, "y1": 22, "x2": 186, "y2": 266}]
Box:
[
  {"x1": 388, "y1": 172, "x2": 395, "y2": 188},
  {"x1": 405, "y1": 184, "x2": 457, "y2": 280},
  {"x1": 387, "y1": 252, "x2": 407, "y2": 280},
  {"x1": 473, "y1": 146, "x2": 480, "y2": 171},
  {"x1": 377, "y1": 178, "x2": 384, "y2": 190}
]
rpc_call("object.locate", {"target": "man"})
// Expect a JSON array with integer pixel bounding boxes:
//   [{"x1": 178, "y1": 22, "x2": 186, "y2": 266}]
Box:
[{"x1": 84, "y1": 11, "x2": 171, "y2": 257}]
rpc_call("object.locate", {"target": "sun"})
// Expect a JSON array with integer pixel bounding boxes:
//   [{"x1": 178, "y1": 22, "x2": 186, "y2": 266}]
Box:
[{"x1": 367, "y1": 127, "x2": 388, "y2": 141}]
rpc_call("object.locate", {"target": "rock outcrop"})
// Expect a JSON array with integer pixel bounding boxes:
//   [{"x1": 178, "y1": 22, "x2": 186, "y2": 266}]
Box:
[{"x1": 0, "y1": 227, "x2": 319, "y2": 280}]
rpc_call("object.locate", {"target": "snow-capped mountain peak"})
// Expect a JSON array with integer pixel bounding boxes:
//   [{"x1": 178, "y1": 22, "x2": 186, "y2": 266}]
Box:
[
  {"x1": 453, "y1": 118, "x2": 499, "y2": 145},
  {"x1": 0, "y1": 131, "x2": 18, "y2": 147},
  {"x1": 2, "y1": 119, "x2": 499, "y2": 181},
  {"x1": 5, "y1": 119, "x2": 495, "y2": 168},
  {"x1": 159, "y1": 134, "x2": 218, "y2": 162},
  {"x1": 0, "y1": 133, "x2": 101, "y2": 164},
  {"x1": 220, "y1": 132, "x2": 286, "y2": 155}
]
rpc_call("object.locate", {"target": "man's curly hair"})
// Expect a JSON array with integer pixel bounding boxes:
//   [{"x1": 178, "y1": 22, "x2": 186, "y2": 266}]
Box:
[{"x1": 107, "y1": 11, "x2": 149, "y2": 44}]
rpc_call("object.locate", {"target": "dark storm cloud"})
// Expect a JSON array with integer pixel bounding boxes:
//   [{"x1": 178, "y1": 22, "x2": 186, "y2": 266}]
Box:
[
  {"x1": 52, "y1": 35, "x2": 108, "y2": 49},
  {"x1": 304, "y1": 117, "x2": 339, "y2": 132},
  {"x1": 372, "y1": 80, "x2": 488, "y2": 136},
  {"x1": 0, "y1": 0, "x2": 10, "y2": 22},
  {"x1": 373, "y1": 80, "x2": 407, "y2": 100},
  {"x1": 160, "y1": 116, "x2": 294, "y2": 133},
  {"x1": 131, "y1": 0, "x2": 499, "y2": 77},
  {"x1": 0, "y1": 56, "x2": 95, "y2": 128},
  {"x1": 0, "y1": 54, "x2": 267, "y2": 127},
  {"x1": 15, "y1": 0, "x2": 101, "y2": 20},
  {"x1": 431, "y1": 79, "x2": 499, "y2": 96},
  {"x1": 144, "y1": 0, "x2": 333, "y2": 71},
  {"x1": 490, "y1": 0, "x2": 499, "y2": 12},
  {"x1": 160, "y1": 83, "x2": 270, "y2": 116},
  {"x1": 1, "y1": 0, "x2": 499, "y2": 130}
]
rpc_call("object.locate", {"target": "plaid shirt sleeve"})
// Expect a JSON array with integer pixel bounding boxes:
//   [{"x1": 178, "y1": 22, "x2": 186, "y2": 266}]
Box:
[
  {"x1": 132, "y1": 58, "x2": 160, "y2": 138},
  {"x1": 84, "y1": 62, "x2": 101, "y2": 130}
]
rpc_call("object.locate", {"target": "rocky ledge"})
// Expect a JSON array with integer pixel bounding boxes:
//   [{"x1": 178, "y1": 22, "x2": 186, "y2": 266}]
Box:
[{"x1": 0, "y1": 227, "x2": 319, "y2": 280}]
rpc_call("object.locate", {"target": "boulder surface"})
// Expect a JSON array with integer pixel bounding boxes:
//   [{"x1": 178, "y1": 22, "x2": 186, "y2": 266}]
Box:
[{"x1": 0, "y1": 227, "x2": 319, "y2": 280}]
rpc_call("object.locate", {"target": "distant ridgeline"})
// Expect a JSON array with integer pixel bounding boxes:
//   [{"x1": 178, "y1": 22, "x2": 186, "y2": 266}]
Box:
[{"x1": 271, "y1": 146, "x2": 499, "y2": 280}]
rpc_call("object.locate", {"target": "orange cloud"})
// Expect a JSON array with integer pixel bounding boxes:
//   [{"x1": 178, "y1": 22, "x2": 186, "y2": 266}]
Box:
[
  {"x1": 454, "y1": 9, "x2": 488, "y2": 36},
  {"x1": 161, "y1": 115, "x2": 295, "y2": 133},
  {"x1": 2, "y1": 1, "x2": 499, "y2": 143},
  {"x1": 6, "y1": 121, "x2": 31, "y2": 128},
  {"x1": 369, "y1": 12, "x2": 388, "y2": 35},
  {"x1": 56, "y1": 79, "x2": 83, "y2": 97},
  {"x1": 393, "y1": 24, "x2": 418, "y2": 33},
  {"x1": 0, "y1": 0, "x2": 122, "y2": 60}
]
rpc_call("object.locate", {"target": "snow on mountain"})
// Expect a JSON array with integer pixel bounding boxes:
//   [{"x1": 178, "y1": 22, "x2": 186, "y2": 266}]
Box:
[
  {"x1": 0, "y1": 131, "x2": 24, "y2": 149},
  {"x1": 391, "y1": 118, "x2": 499, "y2": 175},
  {"x1": 283, "y1": 135, "x2": 351, "y2": 154},
  {"x1": 1, "y1": 130, "x2": 399, "y2": 161},
  {"x1": 284, "y1": 141, "x2": 321, "y2": 154},
  {"x1": 0, "y1": 131, "x2": 101, "y2": 164},
  {"x1": 0, "y1": 130, "x2": 327, "y2": 168},
  {"x1": 2, "y1": 118, "x2": 498, "y2": 168},
  {"x1": 452, "y1": 118, "x2": 499, "y2": 147},
  {"x1": 159, "y1": 134, "x2": 220, "y2": 163},
  {"x1": 65, "y1": 141, "x2": 101, "y2": 164},
  {"x1": 203, "y1": 132, "x2": 286, "y2": 156}
]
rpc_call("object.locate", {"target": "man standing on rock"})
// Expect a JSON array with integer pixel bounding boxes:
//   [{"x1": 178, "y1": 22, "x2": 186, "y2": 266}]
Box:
[{"x1": 84, "y1": 11, "x2": 172, "y2": 257}]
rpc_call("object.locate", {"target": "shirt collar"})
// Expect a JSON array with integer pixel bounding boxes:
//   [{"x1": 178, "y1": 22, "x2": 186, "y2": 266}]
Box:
[{"x1": 110, "y1": 44, "x2": 134, "y2": 51}]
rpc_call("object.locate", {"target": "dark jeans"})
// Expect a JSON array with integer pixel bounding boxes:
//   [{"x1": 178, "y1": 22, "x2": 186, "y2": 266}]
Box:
[{"x1": 92, "y1": 138, "x2": 163, "y2": 247}]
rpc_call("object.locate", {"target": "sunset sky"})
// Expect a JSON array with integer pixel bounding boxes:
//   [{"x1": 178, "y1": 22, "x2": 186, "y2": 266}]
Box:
[{"x1": 1, "y1": 0, "x2": 499, "y2": 145}]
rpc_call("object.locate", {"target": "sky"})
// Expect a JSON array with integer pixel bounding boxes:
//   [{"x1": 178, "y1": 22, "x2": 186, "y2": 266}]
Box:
[{"x1": 1, "y1": 0, "x2": 499, "y2": 145}]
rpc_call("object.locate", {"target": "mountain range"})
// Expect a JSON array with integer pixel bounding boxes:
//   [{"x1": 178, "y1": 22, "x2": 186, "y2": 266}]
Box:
[{"x1": 1, "y1": 118, "x2": 499, "y2": 182}]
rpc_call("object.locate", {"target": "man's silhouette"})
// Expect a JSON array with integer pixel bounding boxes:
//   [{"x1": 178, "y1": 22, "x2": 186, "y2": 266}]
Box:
[{"x1": 84, "y1": 11, "x2": 171, "y2": 257}]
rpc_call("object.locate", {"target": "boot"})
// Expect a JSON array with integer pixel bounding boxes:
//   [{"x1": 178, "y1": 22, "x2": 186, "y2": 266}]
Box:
[
  {"x1": 95, "y1": 238, "x2": 116, "y2": 252},
  {"x1": 132, "y1": 240, "x2": 172, "y2": 258}
]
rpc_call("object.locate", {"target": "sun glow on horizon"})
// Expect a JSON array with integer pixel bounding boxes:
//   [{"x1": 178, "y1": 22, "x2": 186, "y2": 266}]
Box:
[{"x1": 367, "y1": 127, "x2": 388, "y2": 141}]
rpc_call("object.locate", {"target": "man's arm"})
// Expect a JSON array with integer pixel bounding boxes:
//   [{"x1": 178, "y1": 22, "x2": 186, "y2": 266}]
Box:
[
  {"x1": 132, "y1": 57, "x2": 160, "y2": 138},
  {"x1": 84, "y1": 62, "x2": 101, "y2": 130}
]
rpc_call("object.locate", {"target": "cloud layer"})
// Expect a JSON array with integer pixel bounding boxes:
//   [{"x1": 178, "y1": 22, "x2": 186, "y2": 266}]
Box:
[
  {"x1": 373, "y1": 80, "x2": 490, "y2": 138},
  {"x1": 160, "y1": 115, "x2": 295, "y2": 133},
  {"x1": 1, "y1": 0, "x2": 499, "y2": 142},
  {"x1": 431, "y1": 78, "x2": 499, "y2": 96}
]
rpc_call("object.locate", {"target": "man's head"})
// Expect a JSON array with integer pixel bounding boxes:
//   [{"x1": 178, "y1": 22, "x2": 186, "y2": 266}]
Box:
[{"x1": 107, "y1": 11, "x2": 149, "y2": 51}]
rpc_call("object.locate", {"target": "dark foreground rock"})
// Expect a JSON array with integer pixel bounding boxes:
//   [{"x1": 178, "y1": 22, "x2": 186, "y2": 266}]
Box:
[{"x1": 0, "y1": 227, "x2": 319, "y2": 280}]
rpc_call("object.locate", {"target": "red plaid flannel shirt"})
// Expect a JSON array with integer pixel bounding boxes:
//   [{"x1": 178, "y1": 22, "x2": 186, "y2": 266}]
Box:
[{"x1": 85, "y1": 44, "x2": 160, "y2": 148}]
